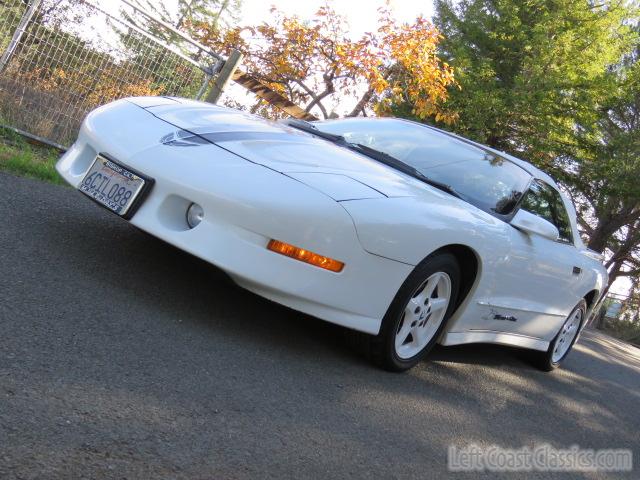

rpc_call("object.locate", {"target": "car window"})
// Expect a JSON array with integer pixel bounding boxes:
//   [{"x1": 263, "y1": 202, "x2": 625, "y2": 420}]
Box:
[
  {"x1": 315, "y1": 118, "x2": 532, "y2": 215},
  {"x1": 520, "y1": 180, "x2": 574, "y2": 243}
]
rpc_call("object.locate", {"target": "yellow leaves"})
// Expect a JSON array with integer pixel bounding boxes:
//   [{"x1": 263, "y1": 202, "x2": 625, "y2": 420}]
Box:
[
  {"x1": 366, "y1": 5, "x2": 458, "y2": 121},
  {"x1": 14, "y1": 64, "x2": 163, "y2": 110},
  {"x1": 89, "y1": 77, "x2": 163, "y2": 105},
  {"x1": 191, "y1": 3, "x2": 457, "y2": 120}
]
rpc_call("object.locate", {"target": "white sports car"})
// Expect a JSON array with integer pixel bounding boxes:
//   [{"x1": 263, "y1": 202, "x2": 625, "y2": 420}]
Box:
[{"x1": 56, "y1": 97, "x2": 607, "y2": 372}]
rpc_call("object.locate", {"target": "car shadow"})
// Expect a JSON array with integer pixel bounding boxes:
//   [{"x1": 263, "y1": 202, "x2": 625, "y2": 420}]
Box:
[
  {"x1": 42, "y1": 201, "x2": 555, "y2": 373},
  {"x1": 429, "y1": 342, "x2": 537, "y2": 369}
]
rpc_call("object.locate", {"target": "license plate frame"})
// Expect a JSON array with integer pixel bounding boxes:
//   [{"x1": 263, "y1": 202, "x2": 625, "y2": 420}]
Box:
[{"x1": 78, "y1": 154, "x2": 153, "y2": 219}]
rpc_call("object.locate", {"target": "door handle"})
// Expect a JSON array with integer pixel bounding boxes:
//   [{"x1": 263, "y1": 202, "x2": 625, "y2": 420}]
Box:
[{"x1": 572, "y1": 266, "x2": 582, "y2": 275}]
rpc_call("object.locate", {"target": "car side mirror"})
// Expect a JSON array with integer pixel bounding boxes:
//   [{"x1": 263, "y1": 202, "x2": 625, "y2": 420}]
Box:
[{"x1": 510, "y1": 209, "x2": 559, "y2": 241}]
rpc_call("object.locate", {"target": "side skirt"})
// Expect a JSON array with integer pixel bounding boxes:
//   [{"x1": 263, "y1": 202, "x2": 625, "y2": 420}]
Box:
[{"x1": 440, "y1": 330, "x2": 550, "y2": 352}]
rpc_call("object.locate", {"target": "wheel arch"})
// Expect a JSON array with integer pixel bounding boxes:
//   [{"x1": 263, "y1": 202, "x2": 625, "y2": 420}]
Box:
[
  {"x1": 583, "y1": 289, "x2": 599, "y2": 311},
  {"x1": 423, "y1": 244, "x2": 481, "y2": 313}
]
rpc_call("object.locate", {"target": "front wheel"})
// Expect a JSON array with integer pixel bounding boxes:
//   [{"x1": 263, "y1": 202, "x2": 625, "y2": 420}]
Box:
[
  {"x1": 369, "y1": 253, "x2": 460, "y2": 372},
  {"x1": 537, "y1": 300, "x2": 586, "y2": 371}
]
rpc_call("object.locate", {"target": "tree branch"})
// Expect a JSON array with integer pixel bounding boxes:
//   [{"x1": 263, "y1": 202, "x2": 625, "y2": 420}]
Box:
[{"x1": 347, "y1": 87, "x2": 374, "y2": 117}]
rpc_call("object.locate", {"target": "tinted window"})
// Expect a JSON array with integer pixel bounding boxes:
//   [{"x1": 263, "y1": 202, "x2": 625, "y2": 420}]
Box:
[
  {"x1": 315, "y1": 118, "x2": 532, "y2": 215},
  {"x1": 520, "y1": 180, "x2": 573, "y2": 242}
]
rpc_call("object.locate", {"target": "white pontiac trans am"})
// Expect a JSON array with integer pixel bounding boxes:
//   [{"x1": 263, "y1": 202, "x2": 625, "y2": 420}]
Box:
[{"x1": 56, "y1": 97, "x2": 607, "y2": 372}]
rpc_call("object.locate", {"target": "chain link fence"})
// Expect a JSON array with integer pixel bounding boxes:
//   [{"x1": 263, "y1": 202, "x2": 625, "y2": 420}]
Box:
[{"x1": 0, "y1": 0, "x2": 224, "y2": 148}]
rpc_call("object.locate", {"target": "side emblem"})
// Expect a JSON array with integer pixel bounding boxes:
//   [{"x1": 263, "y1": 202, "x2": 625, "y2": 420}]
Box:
[{"x1": 483, "y1": 308, "x2": 518, "y2": 322}]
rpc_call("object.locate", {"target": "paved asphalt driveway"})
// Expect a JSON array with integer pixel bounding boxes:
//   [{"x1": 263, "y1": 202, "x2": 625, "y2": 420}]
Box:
[{"x1": 1, "y1": 172, "x2": 639, "y2": 479}]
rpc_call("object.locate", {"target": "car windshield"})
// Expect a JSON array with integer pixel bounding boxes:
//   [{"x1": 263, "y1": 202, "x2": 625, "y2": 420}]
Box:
[{"x1": 313, "y1": 118, "x2": 532, "y2": 215}]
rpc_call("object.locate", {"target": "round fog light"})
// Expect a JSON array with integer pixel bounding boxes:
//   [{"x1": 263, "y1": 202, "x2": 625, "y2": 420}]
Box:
[{"x1": 186, "y1": 202, "x2": 204, "y2": 228}]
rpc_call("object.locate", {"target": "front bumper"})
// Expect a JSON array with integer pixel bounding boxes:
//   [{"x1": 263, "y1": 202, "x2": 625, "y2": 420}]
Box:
[{"x1": 56, "y1": 102, "x2": 413, "y2": 334}]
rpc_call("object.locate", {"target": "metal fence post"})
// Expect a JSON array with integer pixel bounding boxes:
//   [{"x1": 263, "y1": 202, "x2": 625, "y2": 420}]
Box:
[
  {"x1": 205, "y1": 49, "x2": 243, "y2": 104},
  {"x1": 0, "y1": 0, "x2": 42, "y2": 73},
  {"x1": 195, "y1": 59, "x2": 223, "y2": 100}
]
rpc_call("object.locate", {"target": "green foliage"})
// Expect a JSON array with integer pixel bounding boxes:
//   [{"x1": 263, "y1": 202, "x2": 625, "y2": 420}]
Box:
[
  {"x1": 0, "y1": 2, "x2": 26, "y2": 53},
  {"x1": 427, "y1": 0, "x2": 634, "y2": 159},
  {"x1": 567, "y1": 45, "x2": 640, "y2": 225},
  {"x1": 600, "y1": 302, "x2": 640, "y2": 344}
]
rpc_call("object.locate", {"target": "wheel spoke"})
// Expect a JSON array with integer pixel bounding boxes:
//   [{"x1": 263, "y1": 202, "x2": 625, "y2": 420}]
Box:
[
  {"x1": 410, "y1": 327, "x2": 423, "y2": 347},
  {"x1": 423, "y1": 275, "x2": 439, "y2": 299},
  {"x1": 395, "y1": 318, "x2": 413, "y2": 350},
  {"x1": 429, "y1": 297, "x2": 448, "y2": 313}
]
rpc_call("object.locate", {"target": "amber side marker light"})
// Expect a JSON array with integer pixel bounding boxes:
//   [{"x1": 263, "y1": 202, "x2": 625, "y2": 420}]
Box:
[{"x1": 267, "y1": 239, "x2": 344, "y2": 273}]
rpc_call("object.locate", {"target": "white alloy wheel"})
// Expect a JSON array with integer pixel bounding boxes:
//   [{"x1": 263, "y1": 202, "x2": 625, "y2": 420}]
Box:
[
  {"x1": 394, "y1": 272, "x2": 452, "y2": 360},
  {"x1": 551, "y1": 307, "x2": 583, "y2": 363}
]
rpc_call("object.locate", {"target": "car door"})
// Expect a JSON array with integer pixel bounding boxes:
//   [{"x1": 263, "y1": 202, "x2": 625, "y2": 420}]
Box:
[{"x1": 488, "y1": 180, "x2": 583, "y2": 341}]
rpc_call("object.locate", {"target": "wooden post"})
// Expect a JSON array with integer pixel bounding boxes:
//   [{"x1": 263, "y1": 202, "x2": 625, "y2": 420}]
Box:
[
  {"x1": 205, "y1": 49, "x2": 243, "y2": 104},
  {"x1": 230, "y1": 70, "x2": 318, "y2": 121}
]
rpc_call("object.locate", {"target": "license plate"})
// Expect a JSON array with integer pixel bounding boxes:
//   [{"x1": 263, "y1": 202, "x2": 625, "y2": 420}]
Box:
[{"x1": 79, "y1": 156, "x2": 146, "y2": 216}]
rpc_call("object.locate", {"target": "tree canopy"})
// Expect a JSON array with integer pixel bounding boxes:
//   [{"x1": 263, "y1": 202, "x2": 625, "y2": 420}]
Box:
[{"x1": 190, "y1": 5, "x2": 457, "y2": 120}]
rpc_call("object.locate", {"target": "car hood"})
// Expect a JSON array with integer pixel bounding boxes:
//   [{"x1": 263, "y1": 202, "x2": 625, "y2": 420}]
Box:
[{"x1": 136, "y1": 97, "x2": 437, "y2": 199}]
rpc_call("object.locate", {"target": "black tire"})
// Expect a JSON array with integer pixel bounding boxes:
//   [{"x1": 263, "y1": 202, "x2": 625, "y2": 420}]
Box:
[
  {"x1": 537, "y1": 299, "x2": 587, "y2": 371},
  {"x1": 369, "y1": 252, "x2": 461, "y2": 372}
]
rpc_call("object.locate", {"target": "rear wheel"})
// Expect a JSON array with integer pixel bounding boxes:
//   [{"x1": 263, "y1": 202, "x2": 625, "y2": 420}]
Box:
[
  {"x1": 369, "y1": 253, "x2": 460, "y2": 372},
  {"x1": 537, "y1": 300, "x2": 586, "y2": 371}
]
